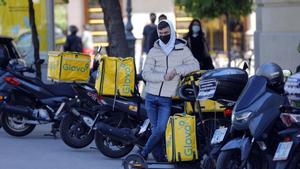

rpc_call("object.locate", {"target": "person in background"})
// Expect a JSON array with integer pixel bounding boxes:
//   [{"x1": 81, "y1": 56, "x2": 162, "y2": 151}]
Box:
[
  {"x1": 139, "y1": 13, "x2": 157, "y2": 73},
  {"x1": 141, "y1": 20, "x2": 199, "y2": 161},
  {"x1": 82, "y1": 25, "x2": 94, "y2": 55},
  {"x1": 148, "y1": 14, "x2": 167, "y2": 50},
  {"x1": 142, "y1": 13, "x2": 157, "y2": 55},
  {"x1": 184, "y1": 19, "x2": 214, "y2": 70},
  {"x1": 140, "y1": 14, "x2": 167, "y2": 73},
  {"x1": 63, "y1": 25, "x2": 83, "y2": 53}
]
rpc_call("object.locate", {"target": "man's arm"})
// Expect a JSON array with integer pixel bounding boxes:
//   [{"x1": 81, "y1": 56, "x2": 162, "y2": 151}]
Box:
[
  {"x1": 142, "y1": 51, "x2": 165, "y2": 82},
  {"x1": 174, "y1": 47, "x2": 200, "y2": 76}
]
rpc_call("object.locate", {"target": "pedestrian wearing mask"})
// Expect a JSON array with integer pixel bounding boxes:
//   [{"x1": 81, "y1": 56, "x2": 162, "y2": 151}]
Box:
[
  {"x1": 141, "y1": 20, "x2": 199, "y2": 161},
  {"x1": 148, "y1": 14, "x2": 168, "y2": 50},
  {"x1": 184, "y1": 19, "x2": 214, "y2": 70},
  {"x1": 142, "y1": 13, "x2": 157, "y2": 55}
]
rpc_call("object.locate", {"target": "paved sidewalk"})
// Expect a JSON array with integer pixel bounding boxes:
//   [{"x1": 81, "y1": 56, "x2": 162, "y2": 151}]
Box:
[{"x1": 0, "y1": 125, "x2": 123, "y2": 169}]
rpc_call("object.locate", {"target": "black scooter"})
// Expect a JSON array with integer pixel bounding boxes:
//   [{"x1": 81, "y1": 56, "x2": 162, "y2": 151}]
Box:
[
  {"x1": 197, "y1": 67, "x2": 249, "y2": 169},
  {"x1": 93, "y1": 93, "x2": 184, "y2": 159},
  {"x1": 273, "y1": 105, "x2": 300, "y2": 169},
  {"x1": 0, "y1": 58, "x2": 100, "y2": 138},
  {"x1": 216, "y1": 75, "x2": 286, "y2": 169},
  {"x1": 122, "y1": 68, "x2": 248, "y2": 169}
]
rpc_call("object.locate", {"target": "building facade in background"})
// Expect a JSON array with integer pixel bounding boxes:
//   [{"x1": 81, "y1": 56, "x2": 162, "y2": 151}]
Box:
[{"x1": 255, "y1": 0, "x2": 300, "y2": 71}]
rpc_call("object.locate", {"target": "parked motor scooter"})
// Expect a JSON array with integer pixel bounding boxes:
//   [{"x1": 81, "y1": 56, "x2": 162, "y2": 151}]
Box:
[
  {"x1": 94, "y1": 92, "x2": 184, "y2": 159},
  {"x1": 0, "y1": 36, "x2": 102, "y2": 138},
  {"x1": 0, "y1": 36, "x2": 23, "y2": 129},
  {"x1": 273, "y1": 105, "x2": 300, "y2": 169},
  {"x1": 273, "y1": 72, "x2": 300, "y2": 169},
  {"x1": 216, "y1": 63, "x2": 287, "y2": 169},
  {"x1": 0, "y1": 39, "x2": 76, "y2": 137},
  {"x1": 196, "y1": 67, "x2": 248, "y2": 169},
  {"x1": 122, "y1": 68, "x2": 248, "y2": 169}
]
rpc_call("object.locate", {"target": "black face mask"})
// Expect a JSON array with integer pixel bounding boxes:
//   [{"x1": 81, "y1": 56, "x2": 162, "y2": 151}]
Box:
[{"x1": 159, "y1": 34, "x2": 171, "y2": 44}]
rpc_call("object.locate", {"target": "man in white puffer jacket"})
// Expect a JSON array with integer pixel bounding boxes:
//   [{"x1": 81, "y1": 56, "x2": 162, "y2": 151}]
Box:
[{"x1": 141, "y1": 19, "x2": 199, "y2": 161}]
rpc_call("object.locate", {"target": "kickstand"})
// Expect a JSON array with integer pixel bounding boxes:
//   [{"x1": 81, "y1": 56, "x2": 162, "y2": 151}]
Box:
[
  {"x1": 89, "y1": 146, "x2": 97, "y2": 150},
  {"x1": 44, "y1": 133, "x2": 57, "y2": 138},
  {"x1": 44, "y1": 124, "x2": 59, "y2": 139}
]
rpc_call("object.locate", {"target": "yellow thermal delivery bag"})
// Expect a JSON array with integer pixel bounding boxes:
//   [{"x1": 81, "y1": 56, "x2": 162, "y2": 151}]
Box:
[
  {"x1": 95, "y1": 56, "x2": 135, "y2": 97},
  {"x1": 47, "y1": 51, "x2": 90, "y2": 82},
  {"x1": 184, "y1": 100, "x2": 224, "y2": 115},
  {"x1": 166, "y1": 114, "x2": 198, "y2": 162}
]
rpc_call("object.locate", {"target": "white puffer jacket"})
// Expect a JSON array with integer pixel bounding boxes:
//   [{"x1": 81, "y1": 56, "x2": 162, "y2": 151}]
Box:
[{"x1": 142, "y1": 39, "x2": 200, "y2": 97}]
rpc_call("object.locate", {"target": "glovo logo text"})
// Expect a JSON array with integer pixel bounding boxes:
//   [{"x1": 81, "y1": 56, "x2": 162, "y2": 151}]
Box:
[
  {"x1": 178, "y1": 120, "x2": 193, "y2": 157},
  {"x1": 120, "y1": 63, "x2": 131, "y2": 94},
  {"x1": 62, "y1": 63, "x2": 89, "y2": 73}
]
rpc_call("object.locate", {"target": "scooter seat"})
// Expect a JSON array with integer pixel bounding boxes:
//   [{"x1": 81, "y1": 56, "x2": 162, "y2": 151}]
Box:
[{"x1": 43, "y1": 83, "x2": 76, "y2": 97}]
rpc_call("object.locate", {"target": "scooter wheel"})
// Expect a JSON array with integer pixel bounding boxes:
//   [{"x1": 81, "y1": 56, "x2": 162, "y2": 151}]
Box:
[
  {"x1": 201, "y1": 155, "x2": 215, "y2": 169},
  {"x1": 123, "y1": 154, "x2": 148, "y2": 169},
  {"x1": 1, "y1": 112, "x2": 35, "y2": 137}
]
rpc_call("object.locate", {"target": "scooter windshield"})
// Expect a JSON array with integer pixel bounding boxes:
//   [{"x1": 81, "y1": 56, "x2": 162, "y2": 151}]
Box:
[{"x1": 235, "y1": 75, "x2": 268, "y2": 111}]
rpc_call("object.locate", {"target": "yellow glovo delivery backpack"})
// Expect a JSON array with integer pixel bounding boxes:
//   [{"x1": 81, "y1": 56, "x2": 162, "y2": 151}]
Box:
[
  {"x1": 95, "y1": 55, "x2": 135, "y2": 97},
  {"x1": 47, "y1": 51, "x2": 91, "y2": 82},
  {"x1": 166, "y1": 113, "x2": 198, "y2": 162}
]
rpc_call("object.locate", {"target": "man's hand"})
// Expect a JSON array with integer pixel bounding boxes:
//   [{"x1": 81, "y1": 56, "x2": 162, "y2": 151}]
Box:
[{"x1": 164, "y1": 69, "x2": 177, "y2": 81}]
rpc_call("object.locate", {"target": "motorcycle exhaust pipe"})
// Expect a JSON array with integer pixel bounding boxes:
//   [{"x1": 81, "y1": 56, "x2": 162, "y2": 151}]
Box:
[
  {"x1": 95, "y1": 122, "x2": 137, "y2": 144},
  {"x1": 1, "y1": 103, "x2": 33, "y2": 118}
]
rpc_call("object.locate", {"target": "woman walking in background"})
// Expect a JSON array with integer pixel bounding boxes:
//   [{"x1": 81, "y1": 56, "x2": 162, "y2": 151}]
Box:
[{"x1": 184, "y1": 19, "x2": 214, "y2": 70}]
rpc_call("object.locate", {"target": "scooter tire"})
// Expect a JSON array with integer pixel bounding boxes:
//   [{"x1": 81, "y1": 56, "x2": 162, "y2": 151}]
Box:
[
  {"x1": 60, "y1": 114, "x2": 94, "y2": 149},
  {"x1": 216, "y1": 149, "x2": 269, "y2": 169},
  {"x1": 1, "y1": 112, "x2": 35, "y2": 137},
  {"x1": 123, "y1": 154, "x2": 148, "y2": 169},
  {"x1": 94, "y1": 130, "x2": 134, "y2": 158},
  {"x1": 285, "y1": 151, "x2": 300, "y2": 169},
  {"x1": 201, "y1": 155, "x2": 215, "y2": 169}
]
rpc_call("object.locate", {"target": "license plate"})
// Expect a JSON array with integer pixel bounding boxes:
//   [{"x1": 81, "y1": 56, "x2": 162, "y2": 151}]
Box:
[
  {"x1": 197, "y1": 79, "x2": 217, "y2": 100},
  {"x1": 211, "y1": 127, "x2": 228, "y2": 144},
  {"x1": 273, "y1": 141, "x2": 293, "y2": 161}
]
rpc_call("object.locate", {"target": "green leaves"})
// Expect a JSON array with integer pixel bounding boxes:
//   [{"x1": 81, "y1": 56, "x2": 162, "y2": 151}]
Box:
[{"x1": 175, "y1": 0, "x2": 253, "y2": 19}]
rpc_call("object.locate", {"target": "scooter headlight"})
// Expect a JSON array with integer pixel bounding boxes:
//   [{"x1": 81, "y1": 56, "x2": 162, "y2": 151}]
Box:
[{"x1": 233, "y1": 111, "x2": 252, "y2": 122}]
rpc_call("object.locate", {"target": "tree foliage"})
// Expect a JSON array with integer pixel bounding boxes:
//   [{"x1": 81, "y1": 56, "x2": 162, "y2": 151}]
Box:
[{"x1": 175, "y1": 0, "x2": 253, "y2": 19}]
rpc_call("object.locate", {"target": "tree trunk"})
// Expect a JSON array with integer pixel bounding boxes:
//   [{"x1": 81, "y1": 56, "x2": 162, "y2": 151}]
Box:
[
  {"x1": 225, "y1": 13, "x2": 231, "y2": 67},
  {"x1": 28, "y1": 0, "x2": 41, "y2": 78},
  {"x1": 99, "y1": 0, "x2": 129, "y2": 57}
]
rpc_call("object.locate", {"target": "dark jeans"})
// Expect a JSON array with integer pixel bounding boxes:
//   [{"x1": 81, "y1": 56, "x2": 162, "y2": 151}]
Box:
[{"x1": 142, "y1": 93, "x2": 172, "y2": 161}]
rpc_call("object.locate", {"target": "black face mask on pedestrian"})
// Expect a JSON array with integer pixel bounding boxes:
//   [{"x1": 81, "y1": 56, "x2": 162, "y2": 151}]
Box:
[{"x1": 159, "y1": 34, "x2": 171, "y2": 44}]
